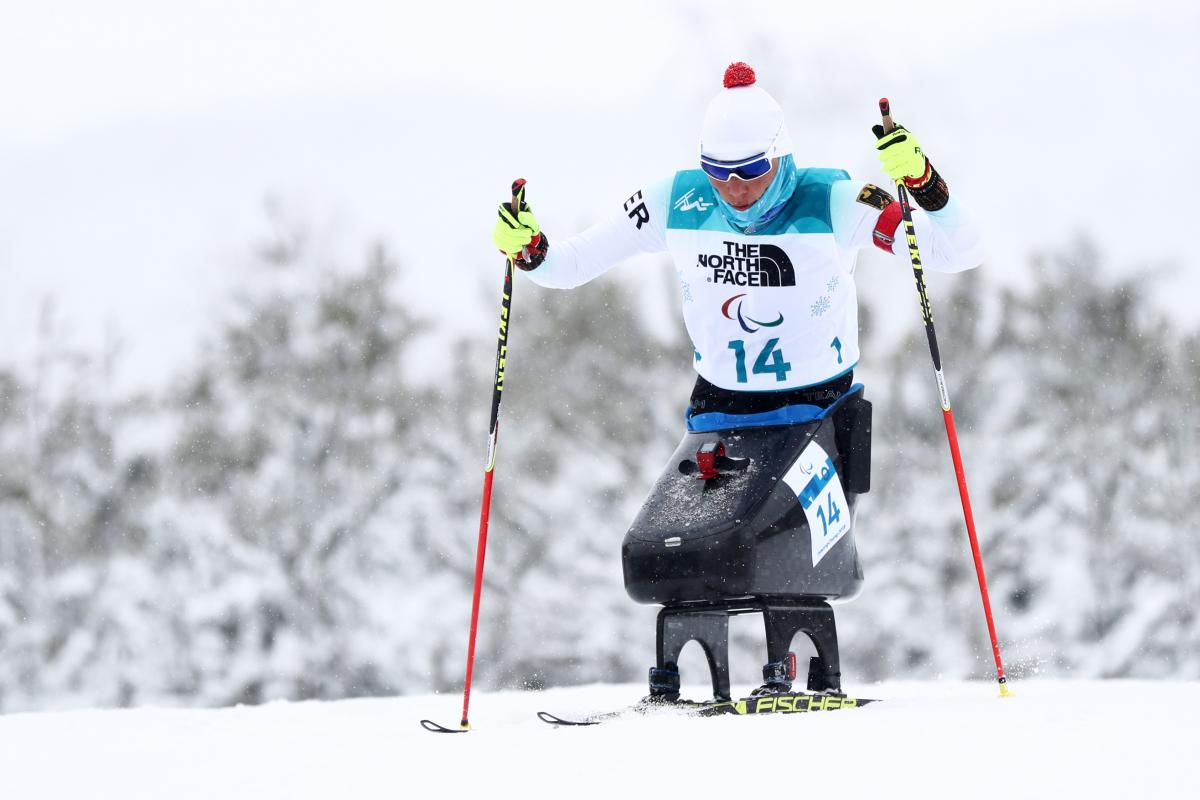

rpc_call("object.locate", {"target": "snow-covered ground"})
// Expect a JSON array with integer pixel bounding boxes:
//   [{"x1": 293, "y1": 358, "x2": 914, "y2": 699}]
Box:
[{"x1": 1, "y1": 680, "x2": 1194, "y2": 799}]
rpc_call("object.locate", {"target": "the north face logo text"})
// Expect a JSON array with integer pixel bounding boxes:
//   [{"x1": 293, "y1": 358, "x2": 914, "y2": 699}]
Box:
[{"x1": 697, "y1": 242, "x2": 795, "y2": 287}]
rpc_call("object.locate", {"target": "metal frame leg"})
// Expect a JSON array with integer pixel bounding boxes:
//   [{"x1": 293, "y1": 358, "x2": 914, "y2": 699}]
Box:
[
  {"x1": 762, "y1": 602, "x2": 842, "y2": 693},
  {"x1": 656, "y1": 608, "x2": 731, "y2": 701}
]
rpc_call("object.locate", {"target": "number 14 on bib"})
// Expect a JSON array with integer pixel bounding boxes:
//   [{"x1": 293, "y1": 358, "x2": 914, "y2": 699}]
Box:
[{"x1": 782, "y1": 441, "x2": 851, "y2": 567}]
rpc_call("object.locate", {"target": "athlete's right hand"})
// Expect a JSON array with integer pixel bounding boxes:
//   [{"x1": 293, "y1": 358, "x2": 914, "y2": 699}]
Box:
[{"x1": 492, "y1": 183, "x2": 548, "y2": 270}]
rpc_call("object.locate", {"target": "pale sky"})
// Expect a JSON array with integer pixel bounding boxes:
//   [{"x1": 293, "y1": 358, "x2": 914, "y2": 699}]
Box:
[{"x1": 2, "y1": 0, "x2": 1196, "y2": 390}]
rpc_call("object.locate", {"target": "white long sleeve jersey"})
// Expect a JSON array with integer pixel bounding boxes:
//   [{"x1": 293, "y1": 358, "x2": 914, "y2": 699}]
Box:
[{"x1": 524, "y1": 166, "x2": 983, "y2": 392}]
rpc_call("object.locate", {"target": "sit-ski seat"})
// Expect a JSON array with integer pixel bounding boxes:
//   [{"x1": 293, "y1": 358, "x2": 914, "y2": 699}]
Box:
[{"x1": 621, "y1": 384, "x2": 873, "y2": 700}]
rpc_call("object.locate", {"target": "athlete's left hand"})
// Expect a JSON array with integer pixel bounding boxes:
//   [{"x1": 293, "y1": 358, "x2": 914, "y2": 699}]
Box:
[
  {"x1": 492, "y1": 182, "x2": 549, "y2": 270},
  {"x1": 871, "y1": 123, "x2": 928, "y2": 185}
]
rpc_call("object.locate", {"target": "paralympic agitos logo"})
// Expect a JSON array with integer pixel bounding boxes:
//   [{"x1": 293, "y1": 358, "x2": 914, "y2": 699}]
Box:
[
  {"x1": 722, "y1": 294, "x2": 784, "y2": 334},
  {"x1": 697, "y1": 242, "x2": 795, "y2": 287}
]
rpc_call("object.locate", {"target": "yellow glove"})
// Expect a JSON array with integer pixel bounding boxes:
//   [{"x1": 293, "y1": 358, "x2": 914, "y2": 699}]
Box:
[
  {"x1": 871, "y1": 123, "x2": 929, "y2": 185},
  {"x1": 492, "y1": 183, "x2": 548, "y2": 270}
]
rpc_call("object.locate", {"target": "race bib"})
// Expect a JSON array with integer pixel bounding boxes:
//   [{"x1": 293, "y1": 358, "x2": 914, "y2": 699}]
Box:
[{"x1": 782, "y1": 441, "x2": 850, "y2": 566}]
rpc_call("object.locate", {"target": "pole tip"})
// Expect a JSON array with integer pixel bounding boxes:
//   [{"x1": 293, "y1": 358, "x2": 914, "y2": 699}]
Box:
[
  {"x1": 510, "y1": 178, "x2": 527, "y2": 216},
  {"x1": 878, "y1": 98, "x2": 894, "y2": 134}
]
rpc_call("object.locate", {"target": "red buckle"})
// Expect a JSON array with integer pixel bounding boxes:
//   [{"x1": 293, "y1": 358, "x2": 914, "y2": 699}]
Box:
[
  {"x1": 872, "y1": 201, "x2": 902, "y2": 254},
  {"x1": 786, "y1": 652, "x2": 797, "y2": 681},
  {"x1": 695, "y1": 441, "x2": 726, "y2": 480}
]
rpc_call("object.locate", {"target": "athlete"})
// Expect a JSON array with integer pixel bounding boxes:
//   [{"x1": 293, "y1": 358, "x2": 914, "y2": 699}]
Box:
[{"x1": 491, "y1": 62, "x2": 983, "y2": 415}]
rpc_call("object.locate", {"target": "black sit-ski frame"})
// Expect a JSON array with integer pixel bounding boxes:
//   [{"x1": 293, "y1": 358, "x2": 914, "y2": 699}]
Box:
[{"x1": 655, "y1": 597, "x2": 842, "y2": 701}]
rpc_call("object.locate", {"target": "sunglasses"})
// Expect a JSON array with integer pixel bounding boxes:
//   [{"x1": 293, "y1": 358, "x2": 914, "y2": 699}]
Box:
[{"x1": 700, "y1": 153, "x2": 773, "y2": 182}]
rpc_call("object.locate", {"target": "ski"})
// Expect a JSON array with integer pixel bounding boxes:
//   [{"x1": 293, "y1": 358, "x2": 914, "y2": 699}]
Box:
[
  {"x1": 538, "y1": 691, "x2": 877, "y2": 726},
  {"x1": 537, "y1": 702, "x2": 698, "y2": 726},
  {"x1": 698, "y1": 691, "x2": 877, "y2": 717}
]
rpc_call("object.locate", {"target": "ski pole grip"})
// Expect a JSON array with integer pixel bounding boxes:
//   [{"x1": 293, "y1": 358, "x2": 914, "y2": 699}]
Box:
[
  {"x1": 879, "y1": 98, "x2": 894, "y2": 134},
  {"x1": 510, "y1": 178, "x2": 526, "y2": 217}
]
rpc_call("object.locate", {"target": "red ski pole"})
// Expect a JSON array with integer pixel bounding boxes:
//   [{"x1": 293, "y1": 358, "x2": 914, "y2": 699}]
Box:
[
  {"x1": 421, "y1": 179, "x2": 527, "y2": 733},
  {"x1": 878, "y1": 100, "x2": 1012, "y2": 698}
]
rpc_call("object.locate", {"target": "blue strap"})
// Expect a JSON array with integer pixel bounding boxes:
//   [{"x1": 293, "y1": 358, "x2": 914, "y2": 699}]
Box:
[{"x1": 686, "y1": 384, "x2": 864, "y2": 432}]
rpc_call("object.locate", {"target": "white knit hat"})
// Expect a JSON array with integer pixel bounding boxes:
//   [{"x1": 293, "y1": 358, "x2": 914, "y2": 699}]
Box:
[{"x1": 699, "y1": 63, "x2": 793, "y2": 162}]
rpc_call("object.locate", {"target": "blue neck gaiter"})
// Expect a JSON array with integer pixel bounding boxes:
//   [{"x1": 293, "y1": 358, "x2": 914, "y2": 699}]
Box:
[{"x1": 715, "y1": 155, "x2": 798, "y2": 232}]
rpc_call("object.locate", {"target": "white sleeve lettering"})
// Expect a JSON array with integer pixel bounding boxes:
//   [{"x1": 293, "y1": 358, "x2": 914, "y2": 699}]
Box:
[{"x1": 523, "y1": 177, "x2": 671, "y2": 289}]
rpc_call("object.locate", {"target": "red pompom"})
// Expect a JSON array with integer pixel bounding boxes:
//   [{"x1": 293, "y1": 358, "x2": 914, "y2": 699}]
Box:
[{"x1": 723, "y1": 62, "x2": 756, "y2": 89}]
